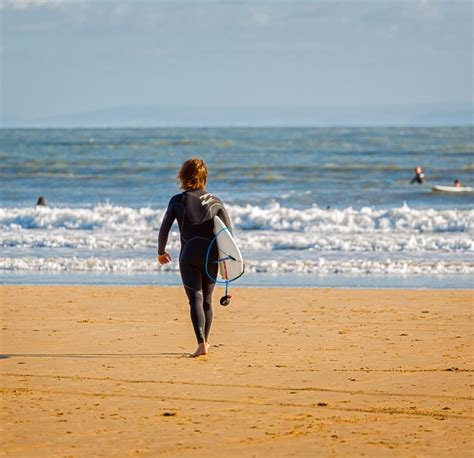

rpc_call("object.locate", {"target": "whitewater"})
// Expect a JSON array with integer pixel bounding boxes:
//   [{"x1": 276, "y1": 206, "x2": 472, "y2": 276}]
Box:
[{"x1": 1, "y1": 202, "x2": 472, "y2": 277}]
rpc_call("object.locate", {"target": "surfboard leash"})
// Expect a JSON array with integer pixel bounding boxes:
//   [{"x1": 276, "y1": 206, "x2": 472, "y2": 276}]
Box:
[{"x1": 205, "y1": 227, "x2": 244, "y2": 306}]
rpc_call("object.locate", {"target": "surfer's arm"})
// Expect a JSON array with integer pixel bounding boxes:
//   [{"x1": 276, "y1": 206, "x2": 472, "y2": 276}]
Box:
[{"x1": 158, "y1": 203, "x2": 176, "y2": 255}]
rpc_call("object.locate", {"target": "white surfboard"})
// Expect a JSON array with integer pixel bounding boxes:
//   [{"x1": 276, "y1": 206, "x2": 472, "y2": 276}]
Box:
[
  {"x1": 213, "y1": 215, "x2": 244, "y2": 281},
  {"x1": 432, "y1": 185, "x2": 473, "y2": 193}
]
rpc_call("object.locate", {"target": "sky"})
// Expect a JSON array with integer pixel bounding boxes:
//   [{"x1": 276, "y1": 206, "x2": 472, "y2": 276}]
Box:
[{"x1": 1, "y1": 0, "x2": 473, "y2": 126}]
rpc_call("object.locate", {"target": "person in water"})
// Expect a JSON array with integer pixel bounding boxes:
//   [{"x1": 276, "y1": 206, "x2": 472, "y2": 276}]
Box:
[
  {"x1": 410, "y1": 166, "x2": 425, "y2": 184},
  {"x1": 157, "y1": 158, "x2": 232, "y2": 357},
  {"x1": 454, "y1": 179, "x2": 462, "y2": 188},
  {"x1": 35, "y1": 196, "x2": 47, "y2": 207}
]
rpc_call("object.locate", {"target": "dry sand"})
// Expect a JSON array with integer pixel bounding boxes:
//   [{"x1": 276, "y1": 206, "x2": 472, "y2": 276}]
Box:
[{"x1": 0, "y1": 286, "x2": 472, "y2": 457}]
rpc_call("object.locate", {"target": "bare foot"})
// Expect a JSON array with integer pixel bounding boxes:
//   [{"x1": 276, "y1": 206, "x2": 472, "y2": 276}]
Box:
[{"x1": 191, "y1": 342, "x2": 208, "y2": 357}]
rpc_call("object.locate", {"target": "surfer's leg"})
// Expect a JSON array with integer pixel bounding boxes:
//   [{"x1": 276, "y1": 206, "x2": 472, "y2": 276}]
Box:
[
  {"x1": 180, "y1": 264, "x2": 208, "y2": 356},
  {"x1": 202, "y1": 270, "x2": 216, "y2": 344}
]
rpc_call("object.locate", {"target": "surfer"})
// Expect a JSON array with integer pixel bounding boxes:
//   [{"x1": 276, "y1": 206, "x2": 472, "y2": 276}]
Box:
[
  {"x1": 157, "y1": 158, "x2": 232, "y2": 357},
  {"x1": 410, "y1": 166, "x2": 425, "y2": 184}
]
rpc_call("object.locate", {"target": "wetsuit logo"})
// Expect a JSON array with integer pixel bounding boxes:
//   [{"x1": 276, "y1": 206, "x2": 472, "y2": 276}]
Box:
[{"x1": 200, "y1": 193, "x2": 214, "y2": 207}]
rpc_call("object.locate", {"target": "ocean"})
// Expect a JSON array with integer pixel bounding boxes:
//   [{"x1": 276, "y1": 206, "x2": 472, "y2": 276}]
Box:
[{"x1": 1, "y1": 127, "x2": 473, "y2": 288}]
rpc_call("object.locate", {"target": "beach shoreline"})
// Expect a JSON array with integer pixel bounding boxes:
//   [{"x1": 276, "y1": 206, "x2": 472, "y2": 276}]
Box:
[
  {"x1": 2, "y1": 271, "x2": 473, "y2": 289},
  {"x1": 1, "y1": 286, "x2": 472, "y2": 456}
]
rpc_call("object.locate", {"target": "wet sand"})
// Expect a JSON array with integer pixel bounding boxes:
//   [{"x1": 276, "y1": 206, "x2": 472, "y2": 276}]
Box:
[{"x1": 1, "y1": 286, "x2": 472, "y2": 457}]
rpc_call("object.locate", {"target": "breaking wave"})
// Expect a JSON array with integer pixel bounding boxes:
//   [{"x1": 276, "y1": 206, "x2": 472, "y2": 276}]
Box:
[{"x1": 1, "y1": 203, "x2": 472, "y2": 276}]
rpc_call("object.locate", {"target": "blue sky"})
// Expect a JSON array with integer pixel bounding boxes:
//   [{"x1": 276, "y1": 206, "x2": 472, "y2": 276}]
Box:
[{"x1": 1, "y1": 0, "x2": 472, "y2": 126}]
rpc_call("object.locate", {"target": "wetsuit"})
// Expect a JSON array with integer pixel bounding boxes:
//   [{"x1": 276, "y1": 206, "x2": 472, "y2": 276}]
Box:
[
  {"x1": 158, "y1": 189, "x2": 232, "y2": 344},
  {"x1": 410, "y1": 173, "x2": 425, "y2": 184}
]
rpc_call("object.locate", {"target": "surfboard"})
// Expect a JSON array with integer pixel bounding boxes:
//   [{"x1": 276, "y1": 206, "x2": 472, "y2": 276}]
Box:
[
  {"x1": 213, "y1": 215, "x2": 244, "y2": 281},
  {"x1": 432, "y1": 185, "x2": 473, "y2": 193}
]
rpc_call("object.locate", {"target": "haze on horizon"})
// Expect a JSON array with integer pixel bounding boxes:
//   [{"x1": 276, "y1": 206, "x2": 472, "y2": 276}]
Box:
[{"x1": 1, "y1": 0, "x2": 472, "y2": 127}]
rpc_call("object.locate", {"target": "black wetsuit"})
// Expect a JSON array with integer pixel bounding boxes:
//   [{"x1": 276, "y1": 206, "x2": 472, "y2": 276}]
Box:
[
  {"x1": 158, "y1": 189, "x2": 232, "y2": 344},
  {"x1": 410, "y1": 173, "x2": 425, "y2": 184}
]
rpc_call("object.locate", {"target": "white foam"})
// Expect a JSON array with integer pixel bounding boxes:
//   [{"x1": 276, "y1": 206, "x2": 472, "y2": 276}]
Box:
[
  {"x1": 0, "y1": 256, "x2": 472, "y2": 276},
  {"x1": 1, "y1": 202, "x2": 472, "y2": 234},
  {"x1": 0, "y1": 204, "x2": 162, "y2": 231},
  {"x1": 230, "y1": 201, "x2": 473, "y2": 234},
  {"x1": 1, "y1": 203, "x2": 472, "y2": 254},
  {"x1": 1, "y1": 203, "x2": 473, "y2": 276}
]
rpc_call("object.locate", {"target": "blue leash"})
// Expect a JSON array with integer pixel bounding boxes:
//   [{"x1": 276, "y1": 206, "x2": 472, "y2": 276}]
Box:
[{"x1": 205, "y1": 227, "x2": 241, "y2": 306}]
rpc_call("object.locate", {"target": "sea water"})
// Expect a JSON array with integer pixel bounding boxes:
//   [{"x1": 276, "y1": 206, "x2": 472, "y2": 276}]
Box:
[{"x1": 1, "y1": 127, "x2": 472, "y2": 287}]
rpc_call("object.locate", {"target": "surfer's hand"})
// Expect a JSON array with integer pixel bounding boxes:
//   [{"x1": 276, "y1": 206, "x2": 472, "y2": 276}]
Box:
[{"x1": 158, "y1": 252, "x2": 171, "y2": 265}]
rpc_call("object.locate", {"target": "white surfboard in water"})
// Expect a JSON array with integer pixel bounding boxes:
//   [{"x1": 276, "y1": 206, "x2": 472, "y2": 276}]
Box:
[
  {"x1": 432, "y1": 185, "x2": 473, "y2": 193},
  {"x1": 213, "y1": 215, "x2": 244, "y2": 281}
]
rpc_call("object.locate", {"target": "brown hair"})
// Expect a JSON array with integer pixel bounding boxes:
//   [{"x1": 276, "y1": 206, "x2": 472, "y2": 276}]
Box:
[
  {"x1": 36, "y1": 196, "x2": 47, "y2": 206},
  {"x1": 177, "y1": 158, "x2": 208, "y2": 190}
]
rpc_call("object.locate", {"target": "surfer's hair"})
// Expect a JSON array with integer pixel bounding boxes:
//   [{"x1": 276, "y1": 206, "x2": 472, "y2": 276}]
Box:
[{"x1": 178, "y1": 158, "x2": 208, "y2": 190}]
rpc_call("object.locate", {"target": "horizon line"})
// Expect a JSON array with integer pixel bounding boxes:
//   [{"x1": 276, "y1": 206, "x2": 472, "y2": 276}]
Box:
[{"x1": 1, "y1": 123, "x2": 473, "y2": 130}]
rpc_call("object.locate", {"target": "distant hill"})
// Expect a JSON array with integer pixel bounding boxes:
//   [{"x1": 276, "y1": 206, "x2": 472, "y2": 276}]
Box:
[{"x1": 2, "y1": 103, "x2": 472, "y2": 128}]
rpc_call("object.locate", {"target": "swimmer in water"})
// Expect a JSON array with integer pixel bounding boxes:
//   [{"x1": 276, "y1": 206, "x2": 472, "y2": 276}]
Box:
[
  {"x1": 35, "y1": 196, "x2": 47, "y2": 207},
  {"x1": 454, "y1": 179, "x2": 462, "y2": 188},
  {"x1": 410, "y1": 166, "x2": 425, "y2": 184},
  {"x1": 157, "y1": 158, "x2": 232, "y2": 357}
]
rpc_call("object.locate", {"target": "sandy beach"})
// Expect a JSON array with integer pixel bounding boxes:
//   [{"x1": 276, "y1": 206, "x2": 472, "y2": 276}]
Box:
[{"x1": 0, "y1": 286, "x2": 472, "y2": 457}]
